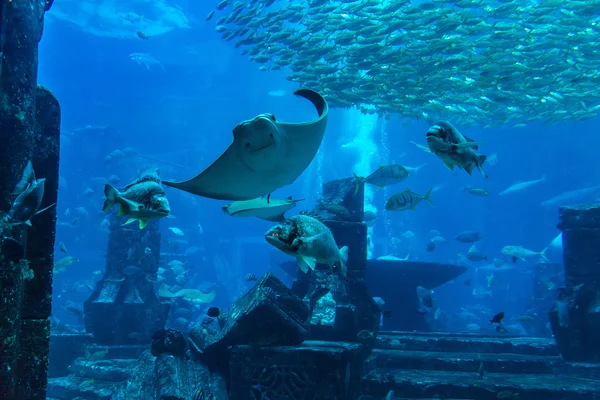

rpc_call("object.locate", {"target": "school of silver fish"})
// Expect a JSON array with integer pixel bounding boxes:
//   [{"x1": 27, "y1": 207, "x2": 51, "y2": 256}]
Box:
[{"x1": 206, "y1": 0, "x2": 600, "y2": 127}]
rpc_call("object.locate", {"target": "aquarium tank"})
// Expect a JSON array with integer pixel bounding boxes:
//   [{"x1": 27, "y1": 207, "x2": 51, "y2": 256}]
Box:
[{"x1": 1, "y1": 0, "x2": 600, "y2": 399}]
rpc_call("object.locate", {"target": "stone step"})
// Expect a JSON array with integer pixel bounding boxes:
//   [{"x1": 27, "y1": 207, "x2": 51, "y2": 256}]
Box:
[
  {"x1": 366, "y1": 349, "x2": 561, "y2": 375},
  {"x1": 562, "y1": 361, "x2": 600, "y2": 381},
  {"x1": 47, "y1": 376, "x2": 124, "y2": 400},
  {"x1": 362, "y1": 368, "x2": 600, "y2": 400},
  {"x1": 376, "y1": 331, "x2": 558, "y2": 356},
  {"x1": 70, "y1": 358, "x2": 137, "y2": 381}
]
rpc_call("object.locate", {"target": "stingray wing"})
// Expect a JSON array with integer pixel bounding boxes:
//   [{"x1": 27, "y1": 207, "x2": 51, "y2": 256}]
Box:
[{"x1": 162, "y1": 144, "x2": 267, "y2": 200}]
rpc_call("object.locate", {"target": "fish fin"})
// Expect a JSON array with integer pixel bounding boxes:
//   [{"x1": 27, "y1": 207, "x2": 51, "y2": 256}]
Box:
[
  {"x1": 117, "y1": 205, "x2": 127, "y2": 217},
  {"x1": 286, "y1": 196, "x2": 292, "y2": 200},
  {"x1": 339, "y1": 246, "x2": 349, "y2": 279},
  {"x1": 452, "y1": 142, "x2": 479, "y2": 151},
  {"x1": 12, "y1": 160, "x2": 35, "y2": 195},
  {"x1": 34, "y1": 203, "x2": 56, "y2": 216},
  {"x1": 25, "y1": 220, "x2": 32, "y2": 226},
  {"x1": 443, "y1": 161, "x2": 455, "y2": 171},
  {"x1": 102, "y1": 184, "x2": 120, "y2": 211},
  {"x1": 464, "y1": 163, "x2": 475, "y2": 175},
  {"x1": 353, "y1": 171, "x2": 365, "y2": 195},
  {"x1": 477, "y1": 155, "x2": 488, "y2": 178},
  {"x1": 123, "y1": 218, "x2": 137, "y2": 226},
  {"x1": 138, "y1": 219, "x2": 148, "y2": 229},
  {"x1": 540, "y1": 247, "x2": 549, "y2": 262},
  {"x1": 464, "y1": 186, "x2": 470, "y2": 192},
  {"x1": 423, "y1": 188, "x2": 434, "y2": 206},
  {"x1": 297, "y1": 255, "x2": 316, "y2": 273}
]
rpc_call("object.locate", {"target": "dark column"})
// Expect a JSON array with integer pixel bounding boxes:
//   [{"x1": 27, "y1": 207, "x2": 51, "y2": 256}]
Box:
[
  {"x1": 291, "y1": 178, "x2": 380, "y2": 343},
  {"x1": 0, "y1": 0, "x2": 58, "y2": 397},
  {"x1": 551, "y1": 204, "x2": 600, "y2": 361}
]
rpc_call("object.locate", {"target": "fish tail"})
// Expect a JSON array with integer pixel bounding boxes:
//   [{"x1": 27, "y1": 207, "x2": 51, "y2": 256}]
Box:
[
  {"x1": 339, "y1": 246, "x2": 349, "y2": 279},
  {"x1": 353, "y1": 172, "x2": 365, "y2": 195},
  {"x1": 102, "y1": 184, "x2": 119, "y2": 211},
  {"x1": 464, "y1": 186, "x2": 470, "y2": 192},
  {"x1": 423, "y1": 188, "x2": 434, "y2": 206},
  {"x1": 540, "y1": 247, "x2": 550, "y2": 262}
]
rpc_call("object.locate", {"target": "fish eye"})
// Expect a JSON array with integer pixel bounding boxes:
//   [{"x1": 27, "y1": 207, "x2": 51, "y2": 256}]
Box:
[
  {"x1": 246, "y1": 142, "x2": 250, "y2": 146},
  {"x1": 269, "y1": 133, "x2": 273, "y2": 138},
  {"x1": 270, "y1": 115, "x2": 276, "y2": 121}
]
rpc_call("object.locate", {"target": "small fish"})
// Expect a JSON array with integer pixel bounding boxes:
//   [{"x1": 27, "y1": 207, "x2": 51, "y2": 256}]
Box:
[
  {"x1": 353, "y1": 164, "x2": 410, "y2": 194},
  {"x1": 245, "y1": 273, "x2": 257, "y2": 282},
  {"x1": 499, "y1": 176, "x2": 546, "y2": 196},
  {"x1": 8, "y1": 160, "x2": 55, "y2": 226},
  {"x1": 169, "y1": 227, "x2": 185, "y2": 236},
  {"x1": 223, "y1": 196, "x2": 303, "y2": 222},
  {"x1": 136, "y1": 31, "x2": 149, "y2": 40},
  {"x1": 192, "y1": 387, "x2": 215, "y2": 400},
  {"x1": 490, "y1": 312, "x2": 505, "y2": 324},
  {"x1": 455, "y1": 231, "x2": 482, "y2": 243},
  {"x1": 59, "y1": 242, "x2": 68, "y2": 254},
  {"x1": 385, "y1": 390, "x2": 394, "y2": 400},
  {"x1": 102, "y1": 169, "x2": 170, "y2": 229},
  {"x1": 516, "y1": 315, "x2": 535, "y2": 322},
  {"x1": 385, "y1": 189, "x2": 433, "y2": 211},
  {"x1": 465, "y1": 186, "x2": 490, "y2": 196},
  {"x1": 206, "y1": 306, "x2": 221, "y2": 318},
  {"x1": 425, "y1": 241, "x2": 435, "y2": 252},
  {"x1": 501, "y1": 245, "x2": 548, "y2": 262},
  {"x1": 466, "y1": 245, "x2": 488, "y2": 262}
]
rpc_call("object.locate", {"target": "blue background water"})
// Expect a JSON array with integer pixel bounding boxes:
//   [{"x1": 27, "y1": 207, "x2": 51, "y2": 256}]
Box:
[{"x1": 40, "y1": 1, "x2": 596, "y2": 334}]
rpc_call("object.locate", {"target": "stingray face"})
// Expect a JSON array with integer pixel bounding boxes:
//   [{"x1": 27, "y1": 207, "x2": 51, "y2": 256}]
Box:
[{"x1": 233, "y1": 113, "x2": 281, "y2": 156}]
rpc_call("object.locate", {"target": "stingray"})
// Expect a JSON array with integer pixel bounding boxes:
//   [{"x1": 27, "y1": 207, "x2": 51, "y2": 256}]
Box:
[
  {"x1": 222, "y1": 196, "x2": 303, "y2": 222},
  {"x1": 162, "y1": 88, "x2": 328, "y2": 200}
]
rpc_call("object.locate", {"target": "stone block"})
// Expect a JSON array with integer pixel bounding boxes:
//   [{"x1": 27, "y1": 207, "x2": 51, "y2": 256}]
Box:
[
  {"x1": 229, "y1": 341, "x2": 363, "y2": 400},
  {"x1": 320, "y1": 177, "x2": 365, "y2": 222},
  {"x1": 190, "y1": 273, "x2": 309, "y2": 362}
]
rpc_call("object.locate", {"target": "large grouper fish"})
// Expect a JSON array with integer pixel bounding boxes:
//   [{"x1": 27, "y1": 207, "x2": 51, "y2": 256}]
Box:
[
  {"x1": 426, "y1": 121, "x2": 488, "y2": 178},
  {"x1": 265, "y1": 215, "x2": 348, "y2": 279},
  {"x1": 162, "y1": 88, "x2": 328, "y2": 200},
  {"x1": 102, "y1": 168, "x2": 171, "y2": 229}
]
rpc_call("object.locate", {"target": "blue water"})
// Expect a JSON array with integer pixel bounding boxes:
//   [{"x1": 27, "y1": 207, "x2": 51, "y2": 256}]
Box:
[{"x1": 39, "y1": 1, "x2": 593, "y2": 335}]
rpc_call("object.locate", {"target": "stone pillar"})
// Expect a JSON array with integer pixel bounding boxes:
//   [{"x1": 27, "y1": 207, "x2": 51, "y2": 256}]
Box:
[
  {"x1": 550, "y1": 204, "x2": 600, "y2": 361},
  {"x1": 291, "y1": 178, "x2": 380, "y2": 343},
  {"x1": 0, "y1": 0, "x2": 58, "y2": 397},
  {"x1": 83, "y1": 215, "x2": 170, "y2": 345}
]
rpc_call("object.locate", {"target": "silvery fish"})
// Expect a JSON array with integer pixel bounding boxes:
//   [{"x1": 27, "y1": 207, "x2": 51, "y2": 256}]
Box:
[
  {"x1": 8, "y1": 160, "x2": 55, "y2": 226},
  {"x1": 353, "y1": 164, "x2": 410, "y2": 194},
  {"x1": 426, "y1": 121, "x2": 488, "y2": 178},
  {"x1": 264, "y1": 215, "x2": 348, "y2": 279},
  {"x1": 102, "y1": 168, "x2": 170, "y2": 229},
  {"x1": 385, "y1": 189, "x2": 433, "y2": 211}
]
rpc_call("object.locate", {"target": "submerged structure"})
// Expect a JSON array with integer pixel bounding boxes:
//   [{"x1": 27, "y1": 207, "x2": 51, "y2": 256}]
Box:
[
  {"x1": 44, "y1": 177, "x2": 600, "y2": 400},
  {"x1": 0, "y1": 1, "x2": 60, "y2": 399}
]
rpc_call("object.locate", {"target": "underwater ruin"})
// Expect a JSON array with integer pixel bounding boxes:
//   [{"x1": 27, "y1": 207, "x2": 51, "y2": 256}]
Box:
[{"x1": 4, "y1": 1, "x2": 600, "y2": 400}]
